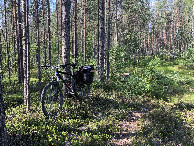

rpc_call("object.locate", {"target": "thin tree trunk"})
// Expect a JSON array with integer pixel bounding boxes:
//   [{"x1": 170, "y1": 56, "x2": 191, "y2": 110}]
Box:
[
  {"x1": 16, "y1": 0, "x2": 20, "y2": 81},
  {"x1": 106, "y1": 0, "x2": 110, "y2": 80},
  {"x1": 60, "y1": 0, "x2": 62, "y2": 36},
  {"x1": 83, "y1": 0, "x2": 86, "y2": 63},
  {"x1": 175, "y1": 7, "x2": 180, "y2": 56},
  {"x1": 192, "y1": 5, "x2": 194, "y2": 48},
  {"x1": 163, "y1": 1, "x2": 167, "y2": 52},
  {"x1": 151, "y1": 24, "x2": 154, "y2": 55},
  {"x1": 80, "y1": 0, "x2": 83, "y2": 54},
  {"x1": 71, "y1": 12, "x2": 73, "y2": 57},
  {"x1": 22, "y1": 0, "x2": 27, "y2": 107},
  {"x1": 56, "y1": 0, "x2": 60, "y2": 63},
  {"x1": 61, "y1": 0, "x2": 71, "y2": 96},
  {"x1": 47, "y1": 0, "x2": 51, "y2": 65},
  {"x1": 74, "y1": 0, "x2": 77, "y2": 63},
  {"x1": 4, "y1": 0, "x2": 11, "y2": 84},
  {"x1": 27, "y1": 0, "x2": 30, "y2": 113},
  {"x1": 97, "y1": 0, "x2": 99, "y2": 74},
  {"x1": 93, "y1": 33, "x2": 95, "y2": 59},
  {"x1": 42, "y1": 0, "x2": 47, "y2": 65},
  {"x1": 36, "y1": 0, "x2": 41, "y2": 88},
  {"x1": 99, "y1": 0, "x2": 105, "y2": 82},
  {"x1": 169, "y1": 0, "x2": 174, "y2": 58},
  {"x1": 114, "y1": 0, "x2": 118, "y2": 44},
  {"x1": 147, "y1": 25, "x2": 150, "y2": 56},
  {"x1": 0, "y1": 75, "x2": 8, "y2": 145},
  {"x1": 22, "y1": 0, "x2": 30, "y2": 113},
  {"x1": 13, "y1": 0, "x2": 17, "y2": 71},
  {"x1": 0, "y1": 32, "x2": 2, "y2": 72},
  {"x1": 17, "y1": 0, "x2": 23, "y2": 83}
]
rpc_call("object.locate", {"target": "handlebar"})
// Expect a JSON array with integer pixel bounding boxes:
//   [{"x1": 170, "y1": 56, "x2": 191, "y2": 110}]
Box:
[
  {"x1": 41, "y1": 65, "x2": 51, "y2": 68},
  {"x1": 41, "y1": 63, "x2": 77, "y2": 69},
  {"x1": 60, "y1": 63, "x2": 77, "y2": 68}
]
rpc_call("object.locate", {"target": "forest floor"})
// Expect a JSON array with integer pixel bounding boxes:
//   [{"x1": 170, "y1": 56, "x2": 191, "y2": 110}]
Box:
[{"x1": 3, "y1": 59, "x2": 194, "y2": 145}]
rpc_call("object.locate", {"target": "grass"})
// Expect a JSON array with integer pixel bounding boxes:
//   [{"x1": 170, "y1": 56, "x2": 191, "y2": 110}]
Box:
[{"x1": 2, "y1": 57, "x2": 194, "y2": 145}]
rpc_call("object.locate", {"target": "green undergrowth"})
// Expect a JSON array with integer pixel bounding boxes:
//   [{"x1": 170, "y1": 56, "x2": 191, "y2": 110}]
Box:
[
  {"x1": 3, "y1": 52, "x2": 194, "y2": 145},
  {"x1": 134, "y1": 105, "x2": 193, "y2": 145},
  {"x1": 5, "y1": 93, "x2": 147, "y2": 145},
  {"x1": 108, "y1": 64, "x2": 193, "y2": 101}
]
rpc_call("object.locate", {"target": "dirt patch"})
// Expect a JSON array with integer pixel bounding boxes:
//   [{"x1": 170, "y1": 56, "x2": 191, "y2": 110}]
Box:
[{"x1": 112, "y1": 112, "x2": 143, "y2": 145}]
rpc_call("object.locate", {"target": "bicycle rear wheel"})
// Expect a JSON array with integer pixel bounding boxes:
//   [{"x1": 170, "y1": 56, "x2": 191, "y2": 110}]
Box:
[
  {"x1": 72, "y1": 79, "x2": 90, "y2": 100},
  {"x1": 41, "y1": 82, "x2": 63, "y2": 116}
]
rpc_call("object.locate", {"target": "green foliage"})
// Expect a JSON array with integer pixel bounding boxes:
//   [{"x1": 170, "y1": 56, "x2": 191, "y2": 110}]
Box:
[
  {"x1": 135, "y1": 107, "x2": 193, "y2": 145},
  {"x1": 108, "y1": 56, "x2": 192, "y2": 101},
  {"x1": 109, "y1": 44, "x2": 129, "y2": 75},
  {"x1": 6, "y1": 95, "x2": 120, "y2": 145},
  {"x1": 3, "y1": 53, "x2": 194, "y2": 145},
  {"x1": 181, "y1": 48, "x2": 194, "y2": 69}
]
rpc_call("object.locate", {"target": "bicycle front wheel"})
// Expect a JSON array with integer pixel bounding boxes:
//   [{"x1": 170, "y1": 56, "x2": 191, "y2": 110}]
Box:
[
  {"x1": 41, "y1": 82, "x2": 63, "y2": 116},
  {"x1": 72, "y1": 79, "x2": 90, "y2": 100}
]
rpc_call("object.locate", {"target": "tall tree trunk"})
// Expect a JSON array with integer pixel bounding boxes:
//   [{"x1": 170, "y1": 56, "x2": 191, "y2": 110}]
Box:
[
  {"x1": 60, "y1": 0, "x2": 62, "y2": 36},
  {"x1": 147, "y1": 25, "x2": 149, "y2": 56},
  {"x1": 80, "y1": 0, "x2": 83, "y2": 54},
  {"x1": 36, "y1": 0, "x2": 41, "y2": 88},
  {"x1": 163, "y1": 1, "x2": 167, "y2": 52},
  {"x1": 17, "y1": 0, "x2": 23, "y2": 83},
  {"x1": 83, "y1": 0, "x2": 86, "y2": 63},
  {"x1": 61, "y1": 0, "x2": 71, "y2": 96},
  {"x1": 71, "y1": 12, "x2": 73, "y2": 57},
  {"x1": 74, "y1": 0, "x2": 77, "y2": 63},
  {"x1": 22, "y1": 0, "x2": 30, "y2": 113},
  {"x1": 93, "y1": 28, "x2": 95, "y2": 59},
  {"x1": 47, "y1": 0, "x2": 51, "y2": 65},
  {"x1": 97, "y1": 0, "x2": 99, "y2": 73},
  {"x1": 0, "y1": 75, "x2": 8, "y2": 145},
  {"x1": 27, "y1": 0, "x2": 30, "y2": 113},
  {"x1": 155, "y1": 10, "x2": 159, "y2": 56},
  {"x1": 13, "y1": 0, "x2": 17, "y2": 71},
  {"x1": 0, "y1": 33, "x2": 2, "y2": 72},
  {"x1": 106, "y1": 0, "x2": 110, "y2": 80},
  {"x1": 42, "y1": 0, "x2": 47, "y2": 65},
  {"x1": 99, "y1": 0, "x2": 105, "y2": 82},
  {"x1": 169, "y1": 0, "x2": 174, "y2": 58},
  {"x1": 192, "y1": 5, "x2": 194, "y2": 48},
  {"x1": 114, "y1": 0, "x2": 118, "y2": 44},
  {"x1": 4, "y1": 0, "x2": 11, "y2": 84},
  {"x1": 56, "y1": 0, "x2": 60, "y2": 63},
  {"x1": 175, "y1": 7, "x2": 180, "y2": 55},
  {"x1": 151, "y1": 24, "x2": 154, "y2": 55}
]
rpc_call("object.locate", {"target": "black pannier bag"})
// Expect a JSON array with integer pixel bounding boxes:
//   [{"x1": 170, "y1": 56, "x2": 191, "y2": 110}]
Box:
[
  {"x1": 81, "y1": 65, "x2": 94, "y2": 85},
  {"x1": 74, "y1": 70, "x2": 83, "y2": 83}
]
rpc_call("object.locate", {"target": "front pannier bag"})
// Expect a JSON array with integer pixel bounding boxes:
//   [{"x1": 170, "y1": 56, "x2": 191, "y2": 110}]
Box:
[{"x1": 82, "y1": 65, "x2": 94, "y2": 85}]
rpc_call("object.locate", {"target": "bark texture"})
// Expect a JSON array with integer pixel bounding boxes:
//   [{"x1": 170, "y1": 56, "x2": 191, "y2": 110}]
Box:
[
  {"x1": 0, "y1": 76, "x2": 8, "y2": 145},
  {"x1": 99, "y1": 0, "x2": 105, "y2": 82},
  {"x1": 61, "y1": 0, "x2": 71, "y2": 95},
  {"x1": 22, "y1": 0, "x2": 30, "y2": 113}
]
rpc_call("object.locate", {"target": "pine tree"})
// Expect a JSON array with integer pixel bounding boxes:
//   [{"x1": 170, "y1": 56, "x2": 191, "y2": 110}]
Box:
[
  {"x1": 22, "y1": 0, "x2": 30, "y2": 113},
  {"x1": 98, "y1": 0, "x2": 105, "y2": 82},
  {"x1": 74, "y1": 0, "x2": 78, "y2": 63},
  {"x1": 61, "y1": 0, "x2": 71, "y2": 96},
  {"x1": 0, "y1": 59, "x2": 8, "y2": 145}
]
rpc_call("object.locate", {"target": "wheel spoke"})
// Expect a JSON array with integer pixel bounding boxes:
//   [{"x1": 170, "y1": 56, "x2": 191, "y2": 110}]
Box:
[{"x1": 41, "y1": 82, "x2": 63, "y2": 116}]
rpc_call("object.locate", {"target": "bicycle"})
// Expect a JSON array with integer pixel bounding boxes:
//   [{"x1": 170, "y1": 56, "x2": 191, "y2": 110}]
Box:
[{"x1": 40, "y1": 63, "x2": 94, "y2": 116}]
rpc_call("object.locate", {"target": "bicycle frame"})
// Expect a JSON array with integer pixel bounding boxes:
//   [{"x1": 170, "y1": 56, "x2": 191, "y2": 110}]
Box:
[
  {"x1": 41, "y1": 63, "x2": 77, "y2": 95},
  {"x1": 54, "y1": 66, "x2": 75, "y2": 93}
]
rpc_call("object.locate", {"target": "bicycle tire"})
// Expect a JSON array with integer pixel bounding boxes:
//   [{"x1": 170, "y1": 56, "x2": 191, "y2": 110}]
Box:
[
  {"x1": 72, "y1": 78, "x2": 90, "y2": 100},
  {"x1": 41, "y1": 82, "x2": 63, "y2": 116}
]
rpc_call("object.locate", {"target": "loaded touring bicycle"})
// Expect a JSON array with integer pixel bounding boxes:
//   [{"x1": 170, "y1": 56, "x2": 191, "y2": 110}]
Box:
[{"x1": 41, "y1": 63, "x2": 94, "y2": 116}]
